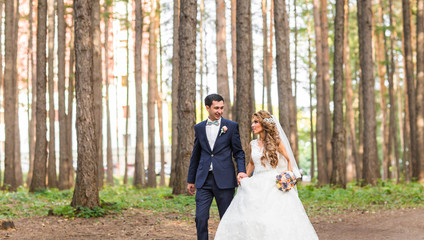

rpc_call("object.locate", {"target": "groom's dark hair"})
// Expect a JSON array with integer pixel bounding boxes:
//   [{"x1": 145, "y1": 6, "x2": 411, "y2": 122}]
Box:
[{"x1": 205, "y1": 94, "x2": 224, "y2": 107}]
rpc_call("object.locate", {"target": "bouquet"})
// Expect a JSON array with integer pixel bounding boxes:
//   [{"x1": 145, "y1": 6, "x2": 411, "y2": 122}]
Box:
[{"x1": 276, "y1": 170, "x2": 297, "y2": 192}]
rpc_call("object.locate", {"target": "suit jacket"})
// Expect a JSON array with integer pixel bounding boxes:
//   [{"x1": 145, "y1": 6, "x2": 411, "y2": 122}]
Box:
[{"x1": 187, "y1": 118, "x2": 246, "y2": 189}]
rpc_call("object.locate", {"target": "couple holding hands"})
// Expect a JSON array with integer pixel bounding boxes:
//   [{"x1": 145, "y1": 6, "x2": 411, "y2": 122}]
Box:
[{"x1": 187, "y1": 94, "x2": 318, "y2": 240}]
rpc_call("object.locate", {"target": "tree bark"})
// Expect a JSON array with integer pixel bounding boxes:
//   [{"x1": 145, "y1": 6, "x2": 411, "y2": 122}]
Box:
[
  {"x1": 67, "y1": 25, "x2": 75, "y2": 188},
  {"x1": 13, "y1": 0, "x2": 23, "y2": 188},
  {"x1": 134, "y1": 0, "x2": 145, "y2": 187},
  {"x1": 343, "y1": 0, "x2": 358, "y2": 182},
  {"x1": 216, "y1": 0, "x2": 231, "y2": 118},
  {"x1": 274, "y1": 0, "x2": 291, "y2": 135},
  {"x1": 307, "y1": 17, "x2": 315, "y2": 179},
  {"x1": 357, "y1": 0, "x2": 380, "y2": 185},
  {"x1": 313, "y1": 0, "x2": 327, "y2": 184},
  {"x1": 231, "y1": 0, "x2": 237, "y2": 117},
  {"x1": 321, "y1": 0, "x2": 332, "y2": 182},
  {"x1": 262, "y1": 0, "x2": 268, "y2": 110},
  {"x1": 104, "y1": 0, "x2": 113, "y2": 186},
  {"x1": 157, "y1": 1, "x2": 165, "y2": 186},
  {"x1": 123, "y1": 0, "x2": 130, "y2": 185},
  {"x1": 267, "y1": 0, "x2": 274, "y2": 114},
  {"x1": 30, "y1": 0, "x2": 48, "y2": 192},
  {"x1": 388, "y1": 0, "x2": 399, "y2": 182},
  {"x1": 27, "y1": 0, "x2": 37, "y2": 187},
  {"x1": 3, "y1": 0, "x2": 16, "y2": 190},
  {"x1": 169, "y1": 0, "x2": 180, "y2": 188},
  {"x1": 416, "y1": 0, "x2": 424, "y2": 182},
  {"x1": 147, "y1": 0, "x2": 158, "y2": 188},
  {"x1": 47, "y1": 0, "x2": 57, "y2": 188},
  {"x1": 92, "y1": 0, "x2": 103, "y2": 189},
  {"x1": 375, "y1": 1, "x2": 389, "y2": 179},
  {"x1": 172, "y1": 0, "x2": 197, "y2": 195},
  {"x1": 71, "y1": 0, "x2": 100, "y2": 208},
  {"x1": 199, "y1": 0, "x2": 204, "y2": 121},
  {"x1": 331, "y1": 0, "x2": 346, "y2": 188},
  {"x1": 57, "y1": 0, "x2": 68, "y2": 190}
]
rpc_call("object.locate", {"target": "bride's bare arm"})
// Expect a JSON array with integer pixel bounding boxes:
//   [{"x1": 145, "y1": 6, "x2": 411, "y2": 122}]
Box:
[
  {"x1": 278, "y1": 142, "x2": 292, "y2": 172},
  {"x1": 246, "y1": 159, "x2": 255, "y2": 177}
]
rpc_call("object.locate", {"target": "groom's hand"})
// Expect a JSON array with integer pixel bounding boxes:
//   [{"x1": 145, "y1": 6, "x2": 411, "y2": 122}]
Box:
[
  {"x1": 237, "y1": 172, "x2": 248, "y2": 185},
  {"x1": 187, "y1": 183, "x2": 196, "y2": 196}
]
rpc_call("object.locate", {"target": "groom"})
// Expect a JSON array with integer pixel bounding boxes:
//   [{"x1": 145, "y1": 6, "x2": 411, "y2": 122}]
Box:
[{"x1": 187, "y1": 94, "x2": 247, "y2": 240}]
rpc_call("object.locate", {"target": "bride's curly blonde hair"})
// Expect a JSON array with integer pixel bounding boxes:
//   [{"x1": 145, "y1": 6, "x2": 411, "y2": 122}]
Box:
[{"x1": 252, "y1": 110, "x2": 281, "y2": 168}]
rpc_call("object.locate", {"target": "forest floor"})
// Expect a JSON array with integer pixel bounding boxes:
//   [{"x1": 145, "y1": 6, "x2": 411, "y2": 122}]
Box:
[{"x1": 2, "y1": 207, "x2": 424, "y2": 240}]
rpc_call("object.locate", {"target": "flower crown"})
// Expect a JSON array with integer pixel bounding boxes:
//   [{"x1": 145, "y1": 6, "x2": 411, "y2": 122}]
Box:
[{"x1": 263, "y1": 117, "x2": 275, "y2": 124}]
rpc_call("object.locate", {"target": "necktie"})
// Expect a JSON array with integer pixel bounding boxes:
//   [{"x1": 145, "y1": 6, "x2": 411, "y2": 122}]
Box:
[{"x1": 207, "y1": 120, "x2": 219, "y2": 126}]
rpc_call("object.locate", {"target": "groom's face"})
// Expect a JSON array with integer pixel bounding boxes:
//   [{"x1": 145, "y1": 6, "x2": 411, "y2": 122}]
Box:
[{"x1": 206, "y1": 100, "x2": 224, "y2": 121}]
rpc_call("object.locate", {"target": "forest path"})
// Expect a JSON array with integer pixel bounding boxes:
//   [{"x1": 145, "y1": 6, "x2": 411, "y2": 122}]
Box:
[{"x1": 2, "y1": 208, "x2": 424, "y2": 239}]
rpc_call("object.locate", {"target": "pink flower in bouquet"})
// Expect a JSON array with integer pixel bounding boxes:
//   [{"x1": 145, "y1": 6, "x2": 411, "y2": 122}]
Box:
[{"x1": 276, "y1": 170, "x2": 297, "y2": 192}]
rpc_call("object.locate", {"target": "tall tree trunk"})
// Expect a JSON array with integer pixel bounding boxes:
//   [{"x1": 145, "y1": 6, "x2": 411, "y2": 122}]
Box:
[
  {"x1": 172, "y1": 0, "x2": 197, "y2": 195},
  {"x1": 71, "y1": 0, "x2": 100, "y2": 208},
  {"x1": 3, "y1": 0, "x2": 16, "y2": 190},
  {"x1": 234, "y1": 0, "x2": 253, "y2": 164},
  {"x1": 290, "y1": 0, "x2": 299, "y2": 164},
  {"x1": 199, "y1": 0, "x2": 204, "y2": 121},
  {"x1": 344, "y1": 0, "x2": 357, "y2": 182},
  {"x1": 25, "y1": 0, "x2": 33, "y2": 187},
  {"x1": 92, "y1": 0, "x2": 103, "y2": 189},
  {"x1": 13, "y1": 0, "x2": 23, "y2": 188},
  {"x1": 157, "y1": 1, "x2": 165, "y2": 187},
  {"x1": 357, "y1": 0, "x2": 380, "y2": 185},
  {"x1": 67, "y1": 25, "x2": 75, "y2": 188},
  {"x1": 104, "y1": 1, "x2": 113, "y2": 186},
  {"x1": 267, "y1": 0, "x2": 274, "y2": 114},
  {"x1": 356, "y1": 62, "x2": 363, "y2": 181},
  {"x1": 29, "y1": 0, "x2": 48, "y2": 192},
  {"x1": 275, "y1": 0, "x2": 291, "y2": 135},
  {"x1": 57, "y1": 0, "x2": 68, "y2": 190},
  {"x1": 47, "y1": 0, "x2": 57, "y2": 188},
  {"x1": 388, "y1": 0, "x2": 399, "y2": 182},
  {"x1": 321, "y1": 0, "x2": 332, "y2": 182},
  {"x1": 307, "y1": 19, "x2": 315, "y2": 179},
  {"x1": 169, "y1": 0, "x2": 180, "y2": 188},
  {"x1": 375, "y1": 0, "x2": 389, "y2": 179},
  {"x1": 313, "y1": 0, "x2": 327, "y2": 184},
  {"x1": 216, "y1": 0, "x2": 231, "y2": 118},
  {"x1": 134, "y1": 0, "x2": 145, "y2": 187},
  {"x1": 27, "y1": 0, "x2": 36, "y2": 187},
  {"x1": 231, "y1": 0, "x2": 237, "y2": 117},
  {"x1": 403, "y1": 65, "x2": 412, "y2": 181},
  {"x1": 416, "y1": 0, "x2": 424, "y2": 182},
  {"x1": 147, "y1": 0, "x2": 158, "y2": 188},
  {"x1": 262, "y1": 0, "x2": 268, "y2": 110},
  {"x1": 124, "y1": 0, "x2": 130, "y2": 185},
  {"x1": 331, "y1": 0, "x2": 346, "y2": 188}
]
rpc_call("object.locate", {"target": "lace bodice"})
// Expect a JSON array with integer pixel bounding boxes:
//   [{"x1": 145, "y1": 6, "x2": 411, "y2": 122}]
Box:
[{"x1": 251, "y1": 139, "x2": 288, "y2": 174}]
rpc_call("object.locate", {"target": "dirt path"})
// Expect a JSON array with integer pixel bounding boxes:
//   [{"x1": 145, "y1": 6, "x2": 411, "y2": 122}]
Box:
[{"x1": 2, "y1": 208, "x2": 424, "y2": 239}]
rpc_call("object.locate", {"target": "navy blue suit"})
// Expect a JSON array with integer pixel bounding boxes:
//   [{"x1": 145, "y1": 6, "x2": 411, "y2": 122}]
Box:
[{"x1": 187, "y1": 118, "x2": 246, "y2": 240}]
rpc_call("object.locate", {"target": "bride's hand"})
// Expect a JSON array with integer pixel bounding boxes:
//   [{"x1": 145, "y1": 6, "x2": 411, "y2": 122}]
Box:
[{"x1": 237, "y1": 172, "x2": 248, "y2": 185}]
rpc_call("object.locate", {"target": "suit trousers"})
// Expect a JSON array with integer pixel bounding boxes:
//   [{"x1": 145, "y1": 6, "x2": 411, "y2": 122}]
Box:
[{"x1": 195, "y1": 171, "x2": 235, "y2": 240}]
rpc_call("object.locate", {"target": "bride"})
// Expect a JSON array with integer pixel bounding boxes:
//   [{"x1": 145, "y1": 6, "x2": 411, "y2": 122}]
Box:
[{"x1": 214, "y1": 110, "x2": 318, "y2": 239}]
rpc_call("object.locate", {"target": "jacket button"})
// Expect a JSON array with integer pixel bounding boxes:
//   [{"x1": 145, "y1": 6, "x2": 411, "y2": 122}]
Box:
[{"x1": 211, "y1": 154, "x2": 214, "y2": 157}]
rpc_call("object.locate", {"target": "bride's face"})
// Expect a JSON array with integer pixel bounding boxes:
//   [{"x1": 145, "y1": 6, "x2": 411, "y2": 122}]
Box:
[{"x1": 251, "y1": 117, "x2": 263, "y2": 134}]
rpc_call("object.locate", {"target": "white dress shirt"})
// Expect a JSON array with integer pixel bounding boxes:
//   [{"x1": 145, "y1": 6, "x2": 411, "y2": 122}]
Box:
[{"x1": 206, "y1": 117, "x2": 221, "y2": 171}]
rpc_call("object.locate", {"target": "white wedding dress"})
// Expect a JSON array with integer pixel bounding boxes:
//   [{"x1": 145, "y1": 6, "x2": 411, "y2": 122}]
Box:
[{"x1": 214, "y1": 139, "x2": 319, "y2": 240}]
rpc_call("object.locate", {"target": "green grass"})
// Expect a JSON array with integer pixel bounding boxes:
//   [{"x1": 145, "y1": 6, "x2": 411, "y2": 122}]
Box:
[
  {"x1": 0, "y1": 181, "x2": 422, "y2": 219},
  {"x1": 298, "y1": 181, "x2": 424, "y2": 216}
]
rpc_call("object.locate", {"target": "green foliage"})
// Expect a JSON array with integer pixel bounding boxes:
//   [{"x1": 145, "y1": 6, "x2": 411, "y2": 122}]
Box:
[
  {"x1": 298, "y1": 181, "x2": 424, "y2": 216},
  {"x1": 0, "y1": 183, "x2": 421, "y2": 220}
]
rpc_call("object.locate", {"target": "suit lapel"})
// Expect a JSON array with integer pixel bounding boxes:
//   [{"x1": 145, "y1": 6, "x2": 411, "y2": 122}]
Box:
[
  {"x1": 213, "y1": 118, "x2": 226, "y2": 152},
  {"x1": 201, "y1": 120, "x2": 212, "y2": 153}
]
